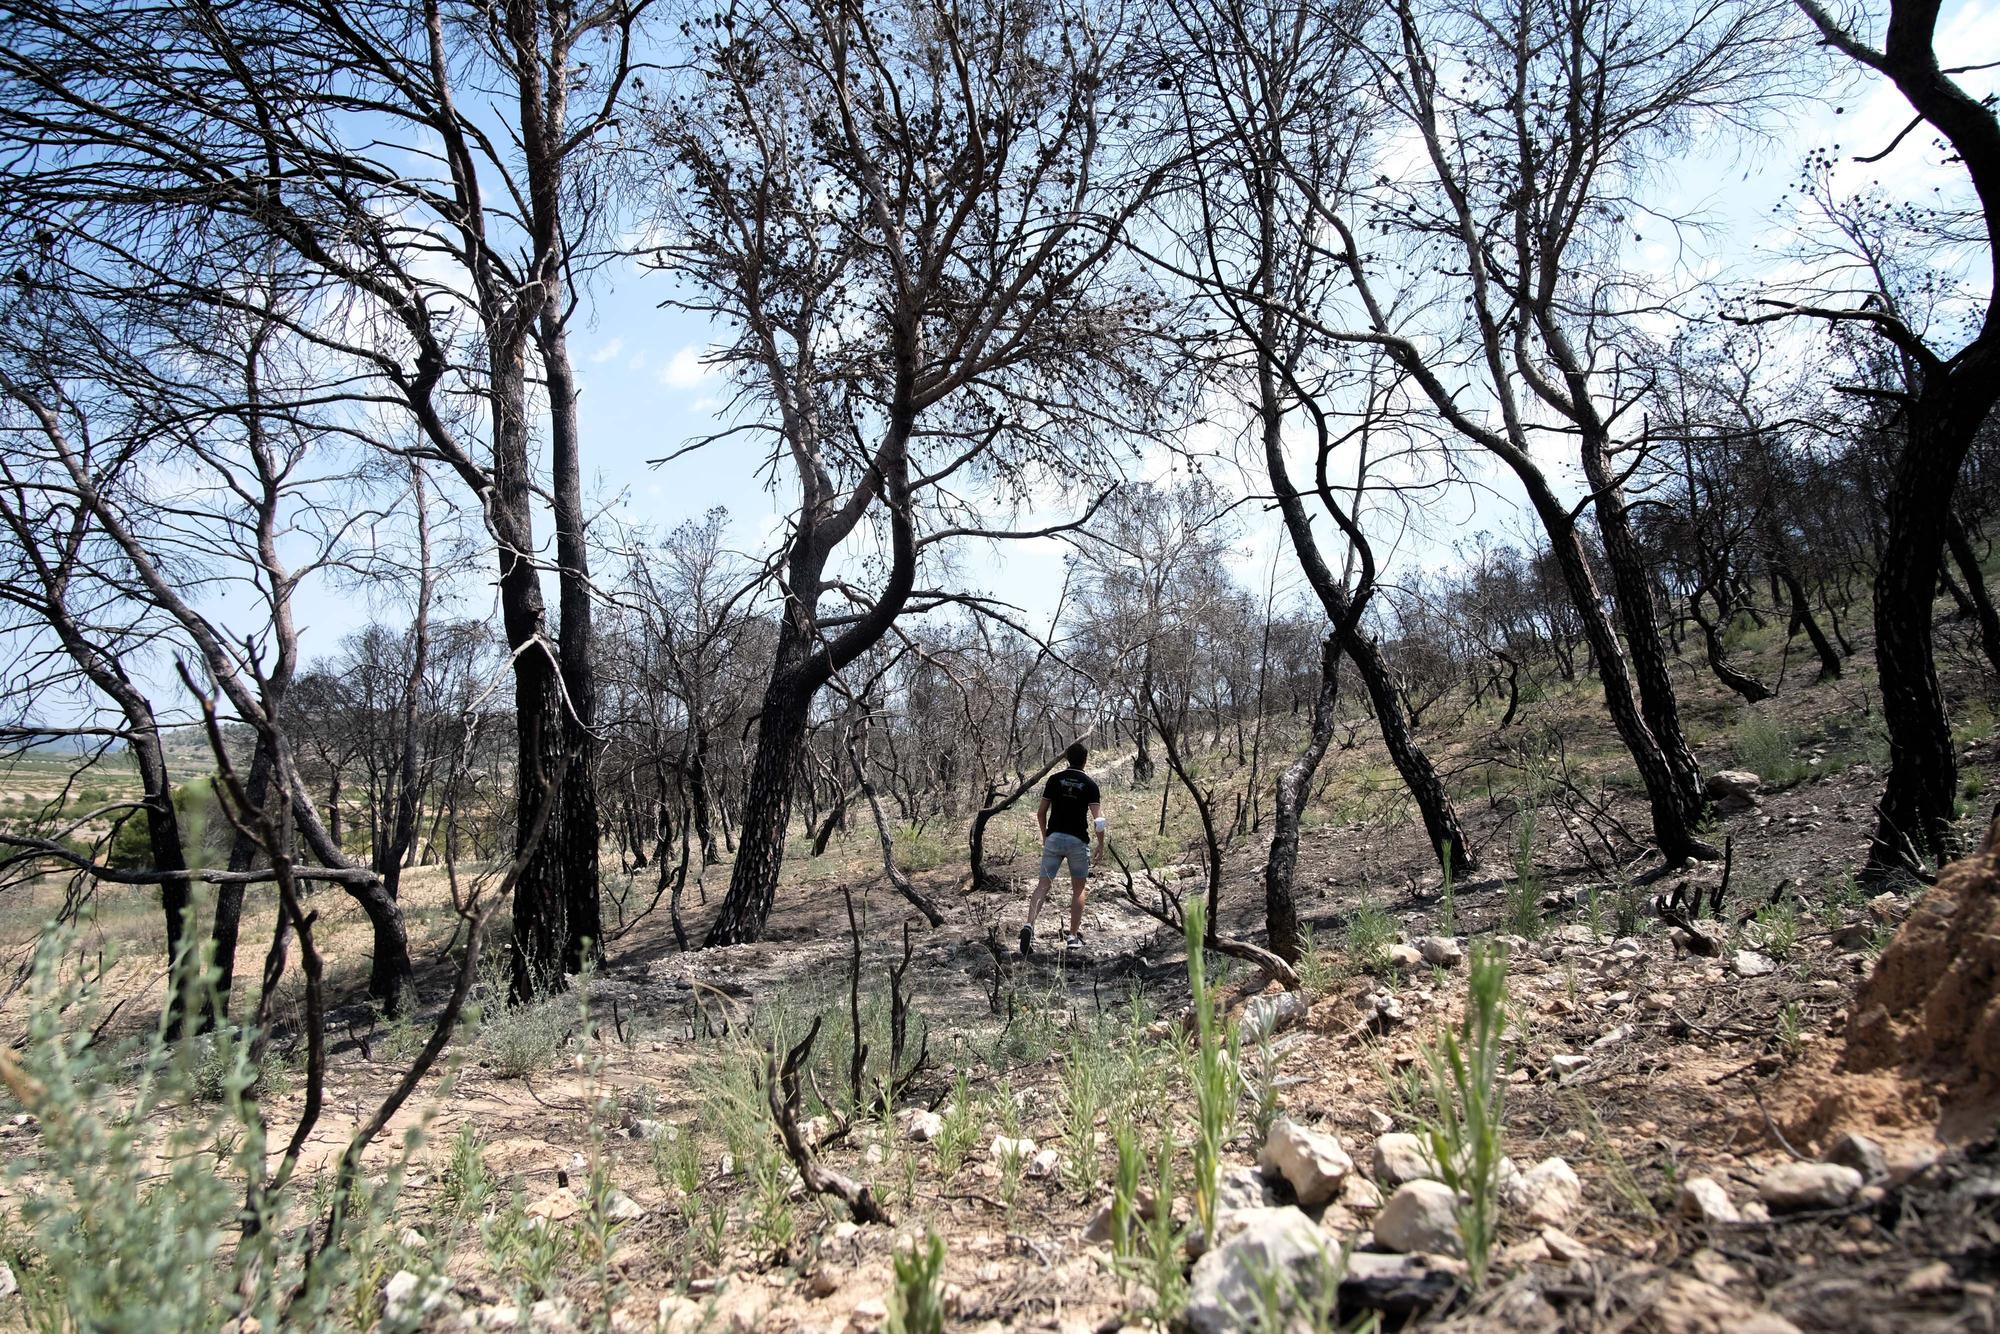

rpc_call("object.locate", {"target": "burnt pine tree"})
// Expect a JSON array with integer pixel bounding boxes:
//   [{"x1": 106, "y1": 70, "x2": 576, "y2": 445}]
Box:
[
  {"x1": 1149, "y1": 0, "x2": 1475, "y2": 965},
  {"x1": 0, "y1": 0, "x2": 643, "y2": 998},
  {"x1": 1753, "y1": 0, "x2": 2000, "y2": 879},
  {"x1": 647, "y1": 0, "x2": 1164, "y2": 945}
]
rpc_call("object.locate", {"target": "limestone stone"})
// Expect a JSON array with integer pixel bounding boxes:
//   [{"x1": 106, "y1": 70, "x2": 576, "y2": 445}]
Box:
[
  {"x1": 1258, "y1": 1117, "x2": 1354, "y2": 1207},
  {"x1": 1374, "y1": 1180, "x2": 1462, "y2": 1256},
  {"x1": 1756, "y1": 1162, "x2": 1862, "y2": 1212}
]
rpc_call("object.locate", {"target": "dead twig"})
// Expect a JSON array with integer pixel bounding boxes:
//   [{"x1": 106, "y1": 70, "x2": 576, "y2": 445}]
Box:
[
  {"x1": 765, "y1": 1016, "x2": 890, "y2": 1225},
  {"x1": 1109, "y1": 843, "x2": 1301, "y2": 989}
]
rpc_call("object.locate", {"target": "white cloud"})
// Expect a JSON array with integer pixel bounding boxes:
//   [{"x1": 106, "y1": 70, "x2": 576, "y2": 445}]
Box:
[
  {"x1": 589, "y1": 337, "x2": 624, "y2": 364},
  {"x1": 660, "y1": 343, "x2": 718, "y2": 389}
]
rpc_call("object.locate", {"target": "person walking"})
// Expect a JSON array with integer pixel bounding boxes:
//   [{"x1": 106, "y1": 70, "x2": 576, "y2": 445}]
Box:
[{"x1": 1021, "y1": 742, "x2": 1104, "y2": 956}]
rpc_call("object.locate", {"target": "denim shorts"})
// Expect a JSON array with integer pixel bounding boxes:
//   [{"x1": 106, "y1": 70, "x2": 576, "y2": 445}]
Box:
[{"x1": 1040, "y1": 832, "x2": 1091, "y2": 879}]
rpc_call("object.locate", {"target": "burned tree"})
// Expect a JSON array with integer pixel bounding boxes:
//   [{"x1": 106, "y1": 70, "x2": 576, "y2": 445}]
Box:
[{"x1": 646, "y1": 0, "x2": 1163, "y2": 945}]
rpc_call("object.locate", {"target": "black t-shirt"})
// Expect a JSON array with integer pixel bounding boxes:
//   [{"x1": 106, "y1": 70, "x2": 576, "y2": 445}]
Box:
[{"x1": 1043, "y1": 767, "x2": 1100, "y2": 840}]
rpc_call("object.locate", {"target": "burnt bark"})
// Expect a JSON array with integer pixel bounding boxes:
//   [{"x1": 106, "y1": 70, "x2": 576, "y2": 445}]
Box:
[
  {"x1": 1776, "y1": 563, "x2": 1843, "y2": 681},
  {"x1": 1947, "y1": 511, "x2": 2000, "y2": 681},
  {"x1": 1690, "y1": 594, "x2": 1773, "y2": 703}
]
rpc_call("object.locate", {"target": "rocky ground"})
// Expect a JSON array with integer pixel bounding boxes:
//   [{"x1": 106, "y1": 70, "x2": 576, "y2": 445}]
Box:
[
  {"x1": 4, "y1": 633, "x2": 1999, "y2": 1332},
  {"x1": 355, "y1": 745, "x2": 1997, "y2": 1333}
]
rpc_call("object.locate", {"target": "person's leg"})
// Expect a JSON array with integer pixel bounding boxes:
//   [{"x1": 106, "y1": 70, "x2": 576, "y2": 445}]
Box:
[
  {"x1": 1066, "y1": 838, "x2": 1090, "y2": 938},
  {"x1": 1025, "y1": 875, "x2": 1053, "y2": 928},
  {"x1": 1024, "y1": 837, "x2": 1060, "y2": 952}
]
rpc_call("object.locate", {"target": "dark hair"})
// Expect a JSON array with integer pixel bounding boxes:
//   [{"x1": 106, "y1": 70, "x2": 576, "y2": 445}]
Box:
[{"x1": 1065, "y1": 742, "x2": 1088, "y2": 768}]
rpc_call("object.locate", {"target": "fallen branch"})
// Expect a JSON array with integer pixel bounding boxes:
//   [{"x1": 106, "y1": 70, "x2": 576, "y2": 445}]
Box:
[
  {"x1": 765, "y1": 1017, "x2": 890, "y2": 1225},
  {"x1": 1108, "y1": 844, "x2": 1300, "y2": 990}
]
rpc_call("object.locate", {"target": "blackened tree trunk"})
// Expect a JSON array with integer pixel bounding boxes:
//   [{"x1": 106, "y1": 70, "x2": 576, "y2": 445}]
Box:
[
  {"x1": 1131, "y1": 653, "x2": 1155, "y2": 786},
  {"x1": 0, "y1": 483, "x2": 195, "y2": 1030},
  {"x1": 380, "y1": 463, "x2": 432, "y2": 904},
  {"x1": 1690, "y1": 593, "x2": 1773, "y2": 703},
  {"x1": 1346, "y1": 626, "x2": 1475, "y2": 875},
  {"x1": 1776, "y1": 563, "x2": 1842, "y2": 680},
  {"x1": 209, "y1": 736, "x2": 271, "y2": 1024},
  {"x1": 1947, "y1": 511, "x2": 2000, "y2": 680},
  {"x1": 1787, "y1": 0, "x2": 2000, "y2": 881},
  {"x1": 705, "y1": 417, "x2": 920, "y2": 945},
  {"x1": 539, "y1": 303, "x2": 602, "y2": 972},
  {"x1": 495, "y1": 334, "x2": 593, "y2": 998},
  {"x1": 1264, "y1": 634, "x2": 1339, "y2": 963},
  {"x1": 689, "y1": 727, "x2": 720, "y2": 865},
  {"x1": 1579, "y1": 429, "x2": 1707, "y2": 822},
  {"x1": 705, "y1": 660, "x2": 815, "y2": 944},
  {"x1": 1869, "y1": 401, "x2": 1990, "y2": 878},
  {"x1": 1526, "y1": 488, "x2": 1712, "y2": 863}
]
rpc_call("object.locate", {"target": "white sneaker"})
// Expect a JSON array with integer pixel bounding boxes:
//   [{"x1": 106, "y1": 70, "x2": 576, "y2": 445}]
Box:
[{"x1": 1065, "y1": 932, "x2": 1085, "y2": 951}]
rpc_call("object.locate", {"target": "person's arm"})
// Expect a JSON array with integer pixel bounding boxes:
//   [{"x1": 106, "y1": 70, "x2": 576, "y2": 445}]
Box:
[
  {"x1": 1089, "y1": 801, "x2": 1104, "y2": 855},
  {"x1": 1037, "y1": 797, "x2": 1051, "y2": 840}
]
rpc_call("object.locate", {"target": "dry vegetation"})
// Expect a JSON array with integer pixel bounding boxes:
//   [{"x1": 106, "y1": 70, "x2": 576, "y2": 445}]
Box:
[{"x1": 2, "y1": 606, "x2": 1995, "y2": 1333}]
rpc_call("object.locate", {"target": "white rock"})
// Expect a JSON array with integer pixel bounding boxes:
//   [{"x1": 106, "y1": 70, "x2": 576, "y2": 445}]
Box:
[
  {"x1": 383, "y1": 1269, "x2": 454, "y2": 1326},
  {"x1": 1025, "y1": 1147, "x2": 1061, "y2": 1179},
  {"x1": 626, "y1": 1118, "x2": 668, "y2": 1141},
  {"x1": 1677, "y1": 1176, "x2": 1741, "y2": 1224},
  {"x1": 1653, "y1": 1274, "x2": 1800, "y2": 1334},
  {"x1": 1591, "y1": 1024, "x2": 1634, "y2": 1050},
  {"x1": 1218, "y1": 1165, "x2": 1281, "y2": 1214},
  {"x1": 904, "y1": 1109, "x2": 944, "y2": 1142},
  {"x1": 1733, "y1": 950, "x2": 1778, "y2": 978},
  {"x1": 1387, "y1": 943, "x2": 1425, "y2": 970},
  {"x1": 1258, "y1": 1117, "x2": 1354, "y2": 1207},
  {"x1": 529, "y1": 1298, "x2": 578, "y2": 1332},
  {"x1": 1418, "y1": 936, "x2": 1463, "y2": 967},
  {"x1": 1824, "y1": 1132, "x2": 1888, "y2": 1181},
  {"x1": 848, "y1": 1297, "x2": 888, "y2": 1331},
  {"x1": 1186, "y1": 1207, "x2": 1341, "y2": 1334},
  {"x1": 1365, "y1": 1107, "x2": 1396, "y2": 1135},
  {"x1": 0, "y1": 1262, "x2": 14, "y2": 1299},
  {"x1": 655, "y1": 1297, "x2": 705, "y2": 1334},
  {"x1": 526, "y1": 1188, "x2": 579, "y2": 1222},
  {"x1": 1369, "y1": 1132, "x2": 1435, "y2": 1185},
  {"x1": 1339, "y1": 1174, "x2": 1384, "y2": 1213},
  {"x1": 1374, "y1": 1180, "x2": 1462, "y2": 1256},
  {"x1": 604, "y1": 1189, "x2": 647, "y2": 1222},
  {"x1": 1757, "y1": 1162, "x2": 1862, "y2": 1211},
  {"x1": 1551, "y1": 1053, "x2": 1591, "y2": 1077},
  {"x1": 1240, "y1": 990, "x2": 1311, "y2": 1042},
  {"x1": 399, "y1": 1227, "x2": 428, "y2": 1250},
  {"x1": 989, "y1": 1136, "x2": 1037, "y2": 1165},
  {"x1": 1502, "y1": 1157, "x2": 1582, "y2": 1227},
  {"x1": 1705, "y1": 770, "x2": 1763, "y2": 799}
]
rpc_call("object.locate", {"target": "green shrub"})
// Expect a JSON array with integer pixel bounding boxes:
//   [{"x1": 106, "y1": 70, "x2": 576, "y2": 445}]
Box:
[
  {"x1": 935, "y1": 1073, "x2": 978, "y2": 1179},
  {"x1": 1343, "y1": 901, "x2": 1395, "y2": 974},
  {"x1": 0, "y1": 941, "x2": 395, "y2": 1330},
  {"x1": 439, "y1": 1122, "x2": 496, "y2": 1221},
  {"x1": 1734, "y1": 713, "x2": 1808, "y2": 789},
  {"x1": 481, "y1": 998, "x2": 570, "y2": 1079},
  {"x1": 1744, "y1": 900, "x2": 1801, "y2": 961},
  {"x1": 1294, "y1": 925, "x2": 1341, "y2": 994},
  {"x1": 1059, "y1": 1042, "x2": 1107, "y2": 1196},
  {"x1": 1417, "y1": 942, "x2": 1512, "y2": 1290},
  {"x1": 887, "y1": 1231, "x2": 947, "y2": 1334},
  {"x1": 1184, "y1": 900, "x2": 1240, "y2": 1241}
]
